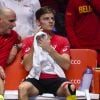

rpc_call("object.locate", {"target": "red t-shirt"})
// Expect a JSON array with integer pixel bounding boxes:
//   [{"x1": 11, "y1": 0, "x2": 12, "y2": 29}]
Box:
[
  {"x1": 0, "y1": 30, "x2": 19, "y2": 68},
  {"x1": 22, "y1": 34, "x2": 70, "y2": 78},
  {"x1": 22, "y1": 34, "x2": 70, "y2": 57}
]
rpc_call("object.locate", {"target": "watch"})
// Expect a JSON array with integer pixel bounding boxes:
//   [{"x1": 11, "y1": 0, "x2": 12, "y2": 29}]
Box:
[{"x1": 13, "y1": 44, "x2": 19, "y2": 50}]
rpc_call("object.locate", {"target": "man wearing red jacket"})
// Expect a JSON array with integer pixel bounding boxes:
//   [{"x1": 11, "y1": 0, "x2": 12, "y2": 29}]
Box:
[
  {"x1": 65, "y1": 0, "x2": 100, "y2": 66},
  {"x1": 0, "y1": 8, "x2": 21, "y2": 99}
]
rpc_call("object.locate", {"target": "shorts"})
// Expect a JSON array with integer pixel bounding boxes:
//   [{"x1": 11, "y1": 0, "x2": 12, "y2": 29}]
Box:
[{"x1": 24, "y1": 77, "x2": 68, "y2": 95}]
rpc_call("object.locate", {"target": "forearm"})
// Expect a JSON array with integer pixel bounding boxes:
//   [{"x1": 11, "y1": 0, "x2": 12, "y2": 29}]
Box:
[
  {"x1": 0, "y1": 66, "x2": 5, "y2": 80},
  {"x1": 7, "y1": 47, "x2": 17, "y2": 65},
  {"x1": 23, "y1": 53, "x2": 33, "y2": 71},
  {"x1": 48, "y1": 47, "x2": 70, "y2": 70},
  {"x1": 7, "y1": 43, "x2": 22, "y2": 65}
]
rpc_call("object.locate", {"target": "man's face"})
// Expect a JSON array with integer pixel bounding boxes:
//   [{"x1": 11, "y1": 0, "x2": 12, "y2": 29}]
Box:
[
  {"x1": 0, "y1": 12, "x2": 16, "y2": 34},
  {"x1": 37, "y1": 13, "x2": 55, "y2": 31}
]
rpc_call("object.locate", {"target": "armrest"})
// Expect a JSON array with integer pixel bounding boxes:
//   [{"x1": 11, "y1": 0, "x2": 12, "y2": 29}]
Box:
[{"x1": 92, "y1": 69, "x2": 100, "y2": 94}]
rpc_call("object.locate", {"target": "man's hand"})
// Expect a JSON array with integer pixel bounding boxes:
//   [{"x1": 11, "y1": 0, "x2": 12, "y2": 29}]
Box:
[
  {"x1": 38, "y1": 36, "x2": 52, "y2": 53},
  {"x1": 0, "y1": 66, "x2": 6, "y2": 80}
]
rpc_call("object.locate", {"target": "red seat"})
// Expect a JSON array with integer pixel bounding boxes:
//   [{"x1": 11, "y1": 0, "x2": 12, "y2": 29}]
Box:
[
  {"x1": 64, "y1": 49, "x2": 97, "y2": 92},
  {"x1": 5, "y1": 51, "x2": 28, "y2": 90},
  {"x1": 93, "y1": 69, "x2": 100, "y2": 94}
]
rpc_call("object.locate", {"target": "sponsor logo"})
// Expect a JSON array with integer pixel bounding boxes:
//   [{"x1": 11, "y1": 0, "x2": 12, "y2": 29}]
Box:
[
  {"x1": 52, "y1": 45, "x2": 57, "y2": 49},
  {"x1": 71, "y1": 79, "x2": 81, "y2": 84},
  {"x1": 62, "y1": 46, "x2": 68, "y2": 52},
  {"x1": 79, "y1": 5, "x2": 92, "y2": 14},
  {"x1": 71, "y1": 60, "x2": 81, "y2": 64},
  {"x1": 25, "y1": 47, "x2": 30, "y2": 52}
]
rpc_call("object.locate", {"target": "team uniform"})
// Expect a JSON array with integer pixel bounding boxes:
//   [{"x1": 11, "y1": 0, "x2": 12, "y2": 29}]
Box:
[
  {"x1": 65, "y1": 0, "x2": 100, "y2": 65},
  {"x1": 21, "y1": 34, "x2": 71, "y2": 95},
  {"x1": 0, "y1": 0, "x2": 41, "y2": 38},
  {"x1": 0, "y1": 30, "x2": 20, "y2": 69}
]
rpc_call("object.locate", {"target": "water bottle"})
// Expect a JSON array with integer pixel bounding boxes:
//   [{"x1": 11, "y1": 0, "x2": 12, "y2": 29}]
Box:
[{"x1": 79, "y1": 67, "x2": 93, "y2": 91}]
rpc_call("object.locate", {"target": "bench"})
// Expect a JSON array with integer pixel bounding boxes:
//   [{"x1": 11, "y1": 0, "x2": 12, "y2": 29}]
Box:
[{"x1": 4, "y1": 49, "x2": 98, "y2": 99}]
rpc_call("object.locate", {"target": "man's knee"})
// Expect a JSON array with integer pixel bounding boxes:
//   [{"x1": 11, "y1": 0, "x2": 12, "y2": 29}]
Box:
[
  {"x1": 18, "y1": 83, "x2": 28, "y2": 94},
  {"x1": 62, "y1": 82, "x2": 76, "y2": 95}
]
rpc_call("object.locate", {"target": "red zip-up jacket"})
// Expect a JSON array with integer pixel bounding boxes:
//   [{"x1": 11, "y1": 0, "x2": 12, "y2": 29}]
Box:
[
  {"x1": 0, "y1": 30, "x2": 20, "y2": 69},
  {"x1": 65, "y1": 0, "x2": 100, "y2": 49}
]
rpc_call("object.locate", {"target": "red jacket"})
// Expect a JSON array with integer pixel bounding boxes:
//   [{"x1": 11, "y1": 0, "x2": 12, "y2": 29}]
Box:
[
  {"x1": 0, "y1": 30, "x2": 19, "y2": 68},
  {"x1": 65, "y1": 0, "x2": 100, "y2": 49}
]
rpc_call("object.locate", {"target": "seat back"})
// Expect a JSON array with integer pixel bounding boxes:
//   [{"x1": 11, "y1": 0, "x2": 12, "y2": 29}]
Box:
[
  {"x1": 93, "y1": 69, "x2": 100, "y2": 94},
  {"x1": 64, "y1": 49, "x2": 97, "y2": 91},
  {"x1": 5, "y1": 51, "x2": 28, "y2": 90}
]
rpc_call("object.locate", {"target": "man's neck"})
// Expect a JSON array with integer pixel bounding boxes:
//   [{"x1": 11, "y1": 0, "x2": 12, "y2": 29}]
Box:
[{"x1": 43, "y1": 30, "x2": 53, "y2": 36}]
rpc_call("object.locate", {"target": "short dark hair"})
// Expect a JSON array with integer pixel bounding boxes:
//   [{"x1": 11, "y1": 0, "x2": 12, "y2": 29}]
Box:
[{"x1": 36, "y1": 6, "x2": 55, "y2": 20}]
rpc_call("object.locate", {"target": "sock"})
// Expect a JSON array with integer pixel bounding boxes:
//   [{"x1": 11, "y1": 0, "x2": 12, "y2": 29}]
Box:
[{"x1": 0, "y1": 95, "x2": 4, "y2": 100}]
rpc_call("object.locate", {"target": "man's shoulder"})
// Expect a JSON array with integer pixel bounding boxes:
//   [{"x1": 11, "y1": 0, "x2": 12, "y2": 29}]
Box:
[
  {"x1": 22, "y1": 36, "x2": 34, "y2": 46},
  {"x1": 11, "y1": 30, "x2": 19, "y2": 37},
  {"x1": 23, "y1": 36, "x2": 34, "y2": 42},
  {"x1": 53, "y1": 34, "x2": 69, "y2": 41},
  {"x1": 52, "y1": 34, "x2": 70, "y2": 46},
  {"x1": 11, "y1": 30, "x2": 18, "y2": 34}
]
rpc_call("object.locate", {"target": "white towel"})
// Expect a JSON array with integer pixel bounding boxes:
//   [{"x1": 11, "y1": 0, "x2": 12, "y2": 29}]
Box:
[{"x1": 27, "y1": 31, "x2": 66, "y2": 80}]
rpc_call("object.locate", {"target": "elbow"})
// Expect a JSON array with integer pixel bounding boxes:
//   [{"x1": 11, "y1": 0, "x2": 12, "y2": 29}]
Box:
[
  {"x1": 24, "y1": 65, "x2": 31, "y2": 72},
  {"x1": 63, "y1": 60, "x2": 71, "y2": 70},
  {"x1": 23, "y1": 60, "x2": 32, "y2": 72},
  {"x1": 61, "y1": 54, "x2": 71, "y2": 70},
  {"x1": 64, "y1": 63, "x2": 70, "y2": 70},
  {"x1": 23, "y1": 61, "x2": 32, "y2": 71}
]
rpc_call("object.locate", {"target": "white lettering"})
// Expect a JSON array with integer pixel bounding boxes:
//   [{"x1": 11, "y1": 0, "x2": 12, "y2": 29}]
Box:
[
  {"x1": 71, "y1": 79, "x2": 81, "y2": 84},
  {"x1": 71, "y1": 60, "x2": 81, "y2": 64}
]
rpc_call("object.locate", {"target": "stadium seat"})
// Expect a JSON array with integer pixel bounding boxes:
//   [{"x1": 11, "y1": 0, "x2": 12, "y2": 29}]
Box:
[
  {"x1": 64, "y1": 49, "x2": 97, "y2": 93},
  {"x1": 93, "y1": 69, "x2": 100, "y2": 94}
]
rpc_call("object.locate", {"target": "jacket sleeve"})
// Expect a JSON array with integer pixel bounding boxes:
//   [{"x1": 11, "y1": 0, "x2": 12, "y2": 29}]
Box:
[{"x1": 65, "y1": 0, "x2": 81, "y2": 48}]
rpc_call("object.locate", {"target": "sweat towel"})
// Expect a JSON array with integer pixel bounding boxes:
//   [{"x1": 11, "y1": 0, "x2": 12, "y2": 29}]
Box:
[{"x1": 27, "y1": 31, "x2": 66, "y2": 79}]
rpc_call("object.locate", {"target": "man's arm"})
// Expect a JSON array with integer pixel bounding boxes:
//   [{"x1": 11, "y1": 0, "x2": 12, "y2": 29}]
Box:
[
  {"x1": 0, "y1": 66, "x2": 5, "y2": 80},
  {"x1": 22, "y1": 48, "x2": 33, "y2": 71},
  {"x1": 21, "y1": 36, "x2": 34, "y2": 72},
  {"x1": 48, "y1": 47, "x2": 70, "y2": 70},
  {"x1": 39, "y1": 37, "x2": 71, "y2": 70},
  {"x1": 7, "y1": 43, "x2": 22, "y2": 65},
  {"x1": 65, "y1": 0, "x2": 81, "y2": 48},
  {"x1": 7, "y1": 35, "x2": 22, "y2": 65}
]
